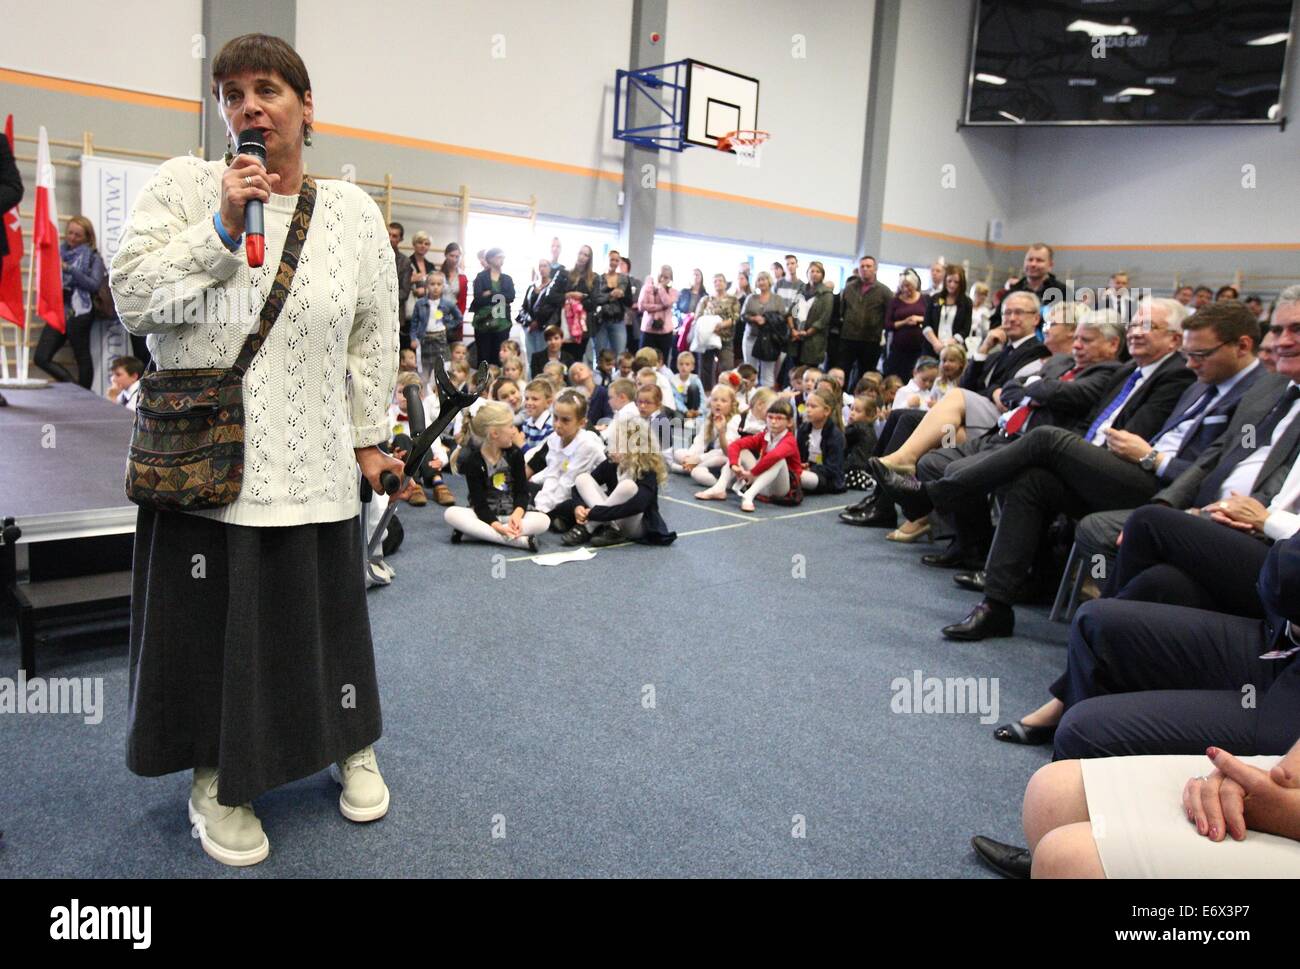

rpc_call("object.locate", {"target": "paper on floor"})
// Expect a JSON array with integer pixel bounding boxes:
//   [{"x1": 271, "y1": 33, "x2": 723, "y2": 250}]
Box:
[{"x1": 530, "y1": 547, "x2": 599, "y2": 566}]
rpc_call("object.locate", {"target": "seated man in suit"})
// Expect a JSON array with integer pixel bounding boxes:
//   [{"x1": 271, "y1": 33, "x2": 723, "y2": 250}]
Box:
[
  {"x1": 1075, "y1": 293, "x2": 1298, "y2": 564},
  {"x1": 987, "y1": 296, "x2": 1300, "y2": 743},
  {"x1": 840, "y1": 290, "x2": 1052, "y2": 526},
  {"x1": 874, "y1": 297, "x2": 1198, "y2": 639},
  {"x1": 907, "y1": 311, "x2": 1127, "y2": 567},
  {"x1": 971, "y1": 529, "x2": 1300, "y2": 879}
]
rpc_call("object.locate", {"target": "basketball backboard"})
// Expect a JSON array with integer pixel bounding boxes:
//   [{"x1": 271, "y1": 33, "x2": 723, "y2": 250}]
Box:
[{"x1": 614, "y1": 59, "x2": 760, "y2": 154}]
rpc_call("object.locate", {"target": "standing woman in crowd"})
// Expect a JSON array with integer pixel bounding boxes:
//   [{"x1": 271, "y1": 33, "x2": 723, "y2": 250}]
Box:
[
  {"x1": 740, "y1": 270, "x2": 788, "y2": 388},
  {"x1": 883, "y1": 267, "x2": 928, "y2": 379},
  {"x1": 34, "y1": 214, "x2": 105, "y2": 388},
  {"x1": 695, "y1": 272, "x2": 740, "y2": 390},
  {"x1": 674, "y1": 268, "x2": 707, "y2": 361},
  {"x1": 440, "y1": 241, "x2": 468, "y2": 345},
  {"x1": 923, "y1": 264, "x2": 972, "y2": 354},
  {"x1": 565, "y1": 243, "x2": 598, "y2": 361},
  {"x1": 469, "y1": 246, "x2": 516, "y2": 367},
  {"x1": 406, "y1": 230, "x2": 437, "y2": 319},
  {"x1": 791, "y1": 260, "x2": 833, "y2": 370},
  {"x1": 638, "y1": 264, "x2": 678, "y2": 364},
  {"x1": 110, "y1": 33, "x2": 406, "y2": 866},
  {"x1": 592, "y1": 249, "x2": 632, "y2": 363},
  {"x1": 732, "y1": 269, "x2": 753, "y2": 370},
  {"x1": 519, "y1": 257, "x2": 564, "y2": 368}
]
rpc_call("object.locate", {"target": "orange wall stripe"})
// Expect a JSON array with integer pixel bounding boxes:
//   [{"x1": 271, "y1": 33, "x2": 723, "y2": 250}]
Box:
[
  {"x1": 313, "y1": 120, "x2": 622, "y2": 183},
  {"x1": 657, "y1": 180, "x2": 857, "y2": 223},
  {"x1": 0, "y1": 67, "x2": 199, "y2": 113},
  {"x1": 881, "y1": 223, "x2": 1300, "y2": 253}
]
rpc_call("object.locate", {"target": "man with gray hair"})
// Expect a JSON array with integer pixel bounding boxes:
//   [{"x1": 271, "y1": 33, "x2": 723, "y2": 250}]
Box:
[
  {"x1": 874, "y1": 297, "x2": 1199, "y2": 638},
  {"x1": 906, "y1": 308, "x2": 1128, "y2": 570}
]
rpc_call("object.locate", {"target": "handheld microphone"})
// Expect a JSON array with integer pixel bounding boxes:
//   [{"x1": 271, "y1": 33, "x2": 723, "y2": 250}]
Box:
[{"x1": 237, "y1": 128, "x2": 266, "y2": 268}]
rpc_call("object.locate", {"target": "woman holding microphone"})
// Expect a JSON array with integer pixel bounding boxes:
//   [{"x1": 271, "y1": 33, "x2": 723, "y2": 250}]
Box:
[{"x1": 111, "y1": 34, "x2": 408, "y2": 866}]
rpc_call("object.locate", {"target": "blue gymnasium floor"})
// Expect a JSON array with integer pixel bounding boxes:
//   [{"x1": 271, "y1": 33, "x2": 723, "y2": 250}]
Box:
[{"x1": 0, "y1": 473, "x2": 1067, "y2": 878}]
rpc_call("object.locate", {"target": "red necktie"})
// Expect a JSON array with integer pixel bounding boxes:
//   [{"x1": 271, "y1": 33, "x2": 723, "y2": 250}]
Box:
[{"x1": 1002, "y1": 367, "x2": 1079, "y2": 436}]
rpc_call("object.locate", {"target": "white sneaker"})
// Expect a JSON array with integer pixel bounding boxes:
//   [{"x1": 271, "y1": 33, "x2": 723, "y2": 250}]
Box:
[
  {"x1": 332, "y1": 745, "x2": 390, "y2": 822},
  {"x1": 187, "y1": 768, "x2": 269, "y2": 867}
]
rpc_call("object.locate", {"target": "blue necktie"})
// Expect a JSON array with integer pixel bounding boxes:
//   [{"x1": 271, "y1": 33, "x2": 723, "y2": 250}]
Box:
[
  {"x1": 1157, "y1": 386, "x2": 1218, "y2": 446},
  {"x1": 1086, "y1": 368, "x2": 1144, "y2": 443}
]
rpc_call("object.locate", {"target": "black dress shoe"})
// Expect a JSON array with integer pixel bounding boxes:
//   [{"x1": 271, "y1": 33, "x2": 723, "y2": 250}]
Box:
[
  {"x1": 942, "y1": 599, "x2": 1014, "y2": 640},
  {"x1": 921, "y1": 542, "x2": 983, "y2": 570},
  {"x1": 867, "y1": 458, "x2": 933, "y2": 522},
  {"x1": 561, "y1": 525, "x2": 591, "y2": 547},
  {"x1": 993, "y1": 721, "x2": 1057, "y2": 746},
  {"x1": 840, "y1": 498, "x2": 898, "y2": 528},
  {"x1": 953, "y1": 570, "x2": 986, "y2": 593},
  {"x1": 971, "y1": 835, "x2": 1031, "y2": 879},
  {"x1": 525, "y1": 536, "x2": 539, "y2": 553},
  {"x1": 450, "y1": 529, "x2": 463, "y2": 544}
]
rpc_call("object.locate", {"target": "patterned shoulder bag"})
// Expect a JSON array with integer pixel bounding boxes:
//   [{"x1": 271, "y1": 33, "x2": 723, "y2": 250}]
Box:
[{"x1": 125, "y1": 176, "x2": 317, "y2": 512}]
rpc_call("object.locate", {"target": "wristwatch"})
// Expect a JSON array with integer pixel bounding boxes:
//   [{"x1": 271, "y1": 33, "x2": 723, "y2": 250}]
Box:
[{"x1": 1139, "y1": 449, "x2": 1160, "y2": 472}]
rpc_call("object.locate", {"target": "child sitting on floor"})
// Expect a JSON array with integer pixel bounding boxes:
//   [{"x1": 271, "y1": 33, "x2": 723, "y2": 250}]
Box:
[
  {"x1": 526, "y1": 389, "x2": 607, "y2": 532},
  {"x1": 445, "y1": 402, "x2": 550, "y2": 551},
  {"x1": 635, "y1": 383, "x2": 676, "y2": 466},
  {"x1": 694, "y1": 397, "x2": 802, "y2": 512},
  {"x1": 672, "y1": 351, "x2": 705, "y2": 418},
  {"x1": 797, "y1": 388, "x2": 847, "y2": 494},
  {"x1": 740, "y1": 386, "x2": 778, "y2": 435},
  {"x1": 843, "y1": 393, "x2": 879, "y2": 490},
  {"x1": 565, "y1": 419, "x2": 677, "y2": 548},
  {"x1": 521, "y1": 378, "x2": 555, "y2": 457},
  {"x1": 670, "y1": 383, "x2": 741, "y2": 487}
]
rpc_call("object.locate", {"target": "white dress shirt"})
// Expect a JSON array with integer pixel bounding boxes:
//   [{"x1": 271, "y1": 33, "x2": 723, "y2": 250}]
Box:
[
  {"x1": 117, "y1": 380, "x2": 141, "y2": 412},
  {"x1": 1215, "y1": 382, "x2": 1300, "y2": 504},
  {"x1": 1152, "y1": 360, "x2": 1260, "y2": 477}
]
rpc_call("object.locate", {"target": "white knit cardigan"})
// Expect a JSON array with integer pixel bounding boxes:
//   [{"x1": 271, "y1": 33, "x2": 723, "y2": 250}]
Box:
[{"x1": 111, "y1": 156, "x2": 398, "y2": 527}]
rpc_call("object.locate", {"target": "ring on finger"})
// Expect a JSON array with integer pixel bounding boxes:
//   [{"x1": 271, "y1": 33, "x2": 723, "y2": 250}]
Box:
[{"x1": 244, "y1": 175, "x2": 253, "y2": 187}]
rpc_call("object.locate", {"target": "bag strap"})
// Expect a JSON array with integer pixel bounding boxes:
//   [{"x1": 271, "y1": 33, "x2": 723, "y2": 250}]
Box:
[{"x1": 229, "y1": 175, "x2": 318, "y2": 380}]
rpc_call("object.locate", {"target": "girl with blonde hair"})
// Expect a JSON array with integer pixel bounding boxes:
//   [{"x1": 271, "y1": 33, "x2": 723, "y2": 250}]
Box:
[
  {"x1": 569, "y1": 418, "x2": 676, "y2": 546},
  {"x1": 445, "y1": 401, "x2": 549, "y2": 550},
  {"x1": 671, "y1": 383, "x2": 742, "y2": 486}
]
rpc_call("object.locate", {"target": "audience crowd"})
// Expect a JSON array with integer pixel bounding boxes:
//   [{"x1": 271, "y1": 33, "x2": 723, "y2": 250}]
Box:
[{"x1": 41, "y1": 212, "x2": 1300, "y2": 879}]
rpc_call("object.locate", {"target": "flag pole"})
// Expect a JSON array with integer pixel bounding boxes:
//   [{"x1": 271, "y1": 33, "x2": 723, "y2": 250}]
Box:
[{"x1": 20, "y1": 238, "x2": 36, "y2": 382}]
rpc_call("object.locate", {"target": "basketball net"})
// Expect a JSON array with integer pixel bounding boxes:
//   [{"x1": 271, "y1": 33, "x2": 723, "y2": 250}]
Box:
[{"x1": 717, "y1": 130, "x2": 768, "y2": 168}]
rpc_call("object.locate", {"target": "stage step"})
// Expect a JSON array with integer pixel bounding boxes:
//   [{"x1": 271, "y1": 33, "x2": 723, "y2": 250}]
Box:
[{"x1": 10, "y1": 570, "x2": 133, "y2": 674}]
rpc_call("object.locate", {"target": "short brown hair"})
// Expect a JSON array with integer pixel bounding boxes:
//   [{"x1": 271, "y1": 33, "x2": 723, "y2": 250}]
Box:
[
  {"x1": 211, "y1": 34, "x2": 311, "y2": 100},
  {"x1": 1182, "y1": 300, "x2": 1260, "y2": 348},
  {"x1": 637, "y1": 383, "x2": 663, "y2": 404}
]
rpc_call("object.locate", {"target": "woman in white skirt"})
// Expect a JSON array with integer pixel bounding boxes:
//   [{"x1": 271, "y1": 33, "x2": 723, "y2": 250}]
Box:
[{"x1": 1023, "y1": 739, "x2": 1300, "y2": 877}]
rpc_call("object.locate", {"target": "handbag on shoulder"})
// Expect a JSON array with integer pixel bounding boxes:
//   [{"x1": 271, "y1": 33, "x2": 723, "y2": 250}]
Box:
[{"x1": 124, "y1": 176, "x2": 317, "y2": 512}]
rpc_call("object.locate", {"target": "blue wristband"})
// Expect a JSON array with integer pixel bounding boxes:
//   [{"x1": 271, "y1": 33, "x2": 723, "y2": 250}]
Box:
[{"x1": 213, "y1": 211, "x2": 242, "y2": 251}]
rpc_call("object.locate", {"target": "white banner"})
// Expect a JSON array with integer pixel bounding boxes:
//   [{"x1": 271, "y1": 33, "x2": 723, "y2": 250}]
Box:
[{"x1": 80, "y1": 154, "x2": 158, "y2": 396}]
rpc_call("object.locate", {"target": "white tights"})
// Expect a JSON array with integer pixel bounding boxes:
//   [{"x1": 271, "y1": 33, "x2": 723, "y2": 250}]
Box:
[
  {"x1": 670, "y1": 447, "x2": 728, "y2": 486},
  {"x1": 800, "y1": 469, "x2": 822, "y2": 492},
  {"x1": 712, "y1": 450, "x2": 790, "y2": 504},
  {"x1": 575, "y1": 473, "x2": 646, "y2": 539},
  {"x1": 444, "y1": 506, "x2": 550, "y2": 548}
]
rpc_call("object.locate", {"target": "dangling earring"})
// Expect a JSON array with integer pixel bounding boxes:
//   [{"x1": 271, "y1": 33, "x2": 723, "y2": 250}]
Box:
[{"x1": 303, "y1": 126, "x2": 313, "y2": 147}]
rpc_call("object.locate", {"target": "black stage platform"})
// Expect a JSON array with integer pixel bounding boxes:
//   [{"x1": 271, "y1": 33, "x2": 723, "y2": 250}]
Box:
[{"x1": 1, "y1": 383, "x2": 138, "y2": 672}]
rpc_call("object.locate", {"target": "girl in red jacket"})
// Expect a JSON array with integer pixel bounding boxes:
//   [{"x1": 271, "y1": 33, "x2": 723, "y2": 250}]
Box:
[{"x1": 694, "y1": 398, "x2": 802, "y2": 511}]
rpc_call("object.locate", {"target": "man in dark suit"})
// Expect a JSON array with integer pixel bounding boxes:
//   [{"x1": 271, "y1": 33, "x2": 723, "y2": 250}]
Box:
[
  {"x1": 875, "y1": 298, "x2": 1199, "y2": 638},
  {"x1": 909, "y1": 314, "x2": 1127, "y2": 566},
  {"x1": 1073, "y1": 302, "x2": 1289, "y2": 564},
  {"x1": 961, "y1": 291, "x2": 1053, "y2": 397}
]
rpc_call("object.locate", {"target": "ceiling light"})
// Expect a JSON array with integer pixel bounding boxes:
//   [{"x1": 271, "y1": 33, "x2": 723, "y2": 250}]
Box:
[
  {"x1": 1116, "y1": 87, "x2": 1155, "y2": 97},
  {"x1": 1247, "y1": 33, "x2": 1289, "y2": 46},
  {"x1": 997, "y1": 110, "x2": 1024, "y2": 124},
  {"x1": 975, "y1": 73, "x2": 1006, "y2": 85},
  {"x1": 1066, "y1": 20, "x2": 1138, "y2": 38}
]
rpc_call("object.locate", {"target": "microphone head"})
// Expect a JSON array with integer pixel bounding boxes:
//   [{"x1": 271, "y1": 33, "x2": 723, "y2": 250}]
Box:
[{"x1": 237, "y1": 128, "x2": 266, "y2": 162}]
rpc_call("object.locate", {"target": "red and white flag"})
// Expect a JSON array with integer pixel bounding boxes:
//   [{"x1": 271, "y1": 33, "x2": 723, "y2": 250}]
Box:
[
  {"x1": 33, "y1": 125, "x2": 65, "y2": 334},
  {"x1": 0, "y1": 114, "x2": 23, "y2": 325}
]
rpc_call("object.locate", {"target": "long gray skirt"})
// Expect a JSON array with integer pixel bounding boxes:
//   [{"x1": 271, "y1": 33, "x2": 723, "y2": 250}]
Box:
[{"x1": 126, "y1": 507, "x2": 382, "y2": 806}]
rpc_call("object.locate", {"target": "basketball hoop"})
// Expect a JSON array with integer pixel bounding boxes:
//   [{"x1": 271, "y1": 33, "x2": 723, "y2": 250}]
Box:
[{"x1": 717, "y1": 129, "x2": 769, "y2": 166}]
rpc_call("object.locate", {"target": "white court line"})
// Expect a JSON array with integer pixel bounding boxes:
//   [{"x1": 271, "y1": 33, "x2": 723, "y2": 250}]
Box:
[
  {"x1": 660, "y1": 493, "x2": 753, "y2": 520},
  {"x1": 769, "y1": 504, "x2": 852, "y2": 520}
]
